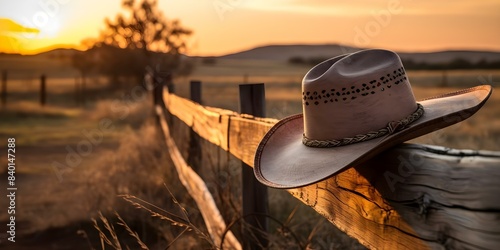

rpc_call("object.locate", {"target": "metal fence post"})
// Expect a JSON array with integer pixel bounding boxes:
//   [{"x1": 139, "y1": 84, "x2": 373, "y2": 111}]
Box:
[{"x1": 239, "y1": 83, "x2": 269, "y2": 249}]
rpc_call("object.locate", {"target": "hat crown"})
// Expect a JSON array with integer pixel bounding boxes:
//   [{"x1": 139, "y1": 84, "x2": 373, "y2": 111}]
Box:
[{"x1": 302, "y1": 49, "x2": 417, "y2": 141}]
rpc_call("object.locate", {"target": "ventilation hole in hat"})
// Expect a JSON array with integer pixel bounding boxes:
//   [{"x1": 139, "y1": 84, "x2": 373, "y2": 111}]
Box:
[{"x1": 303, "y1": 68, "x2": 408, "y2": 106}]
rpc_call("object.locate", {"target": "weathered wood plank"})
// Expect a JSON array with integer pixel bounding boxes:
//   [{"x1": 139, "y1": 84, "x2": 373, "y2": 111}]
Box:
[
  {"x1": 228, "y1": 117, "x2": 274, "y2": 167},
  {"x1": 290, "y1": 144, "x2": 500, "y2": 250},
  {"x1": 164, "y1": 88, "x2": 275, "y2": 156},
  {"x1": 162, "y1": 88, "x2": 500, "y2": 249},
  {"x1": 165, "y1": 88, "x2": 235, "y2": 151},
  {"x1": 155, "y1": 105, "x2": 241, "y2": 250}
]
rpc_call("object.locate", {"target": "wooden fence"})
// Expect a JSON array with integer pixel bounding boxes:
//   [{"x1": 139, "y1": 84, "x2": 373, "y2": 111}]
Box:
[
  {"x1": 0, "y1": 71, "x2": 87, "y2": 107},
  {"x1": 150, "y1": 72, "x2": 500, "y2": 249}
]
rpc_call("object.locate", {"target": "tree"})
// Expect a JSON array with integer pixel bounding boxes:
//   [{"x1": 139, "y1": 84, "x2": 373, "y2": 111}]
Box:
[{"x1": 80, "y1": 0, "x2": 193, "y2": 88}]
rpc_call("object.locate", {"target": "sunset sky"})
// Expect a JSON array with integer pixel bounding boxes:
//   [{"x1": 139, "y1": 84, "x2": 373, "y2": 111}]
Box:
[{"x1": 0, "y1": 0, "x2": 499, "y2": 55}]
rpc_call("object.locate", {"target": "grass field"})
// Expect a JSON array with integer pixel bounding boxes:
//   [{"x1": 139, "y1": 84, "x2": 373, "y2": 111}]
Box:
[{"x1": 0, "y1": 56, "x2": 499, "y2": 249}]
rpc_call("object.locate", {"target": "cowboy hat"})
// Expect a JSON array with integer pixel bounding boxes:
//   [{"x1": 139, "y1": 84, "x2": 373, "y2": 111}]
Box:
[{"x1": 254, "y1": 49, "x2": 492, "y2": 189}]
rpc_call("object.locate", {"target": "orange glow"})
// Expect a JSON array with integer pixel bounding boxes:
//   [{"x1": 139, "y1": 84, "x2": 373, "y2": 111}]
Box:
[{"x1": 0, "y1": 0, "x2": 499, "y2": 55}]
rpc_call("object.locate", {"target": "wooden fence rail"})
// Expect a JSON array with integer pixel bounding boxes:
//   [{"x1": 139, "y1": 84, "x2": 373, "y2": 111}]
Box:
[{"x1": 155, "y1": 81, "x2": 500, "y2": 249}]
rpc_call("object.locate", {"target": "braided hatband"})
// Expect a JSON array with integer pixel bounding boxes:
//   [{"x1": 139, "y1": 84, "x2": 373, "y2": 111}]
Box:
[{"x1": 302, "y1": 103, "x2": 424, "y2": 148}]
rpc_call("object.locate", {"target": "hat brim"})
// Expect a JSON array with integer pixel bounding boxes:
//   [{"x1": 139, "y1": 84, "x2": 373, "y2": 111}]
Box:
[{"x1": 254, "y1": 85, "x2": 492, "y2": 189}]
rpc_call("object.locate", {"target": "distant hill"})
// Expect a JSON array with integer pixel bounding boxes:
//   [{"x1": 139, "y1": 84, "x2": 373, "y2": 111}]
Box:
[
  {"x1": 0, "y1": 48, "x2": 81, "y2": 60},
  {"x1": 37, "y1": 48, "x2": 83, "y2": 58},
  {"x1": 220, "y1": 44, "x2": 500, "y2": 64},
  {"x1": 220, "y1": 44, "x2": 360, "y2": 61}
]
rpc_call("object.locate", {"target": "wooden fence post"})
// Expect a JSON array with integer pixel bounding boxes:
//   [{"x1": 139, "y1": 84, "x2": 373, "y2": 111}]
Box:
[
  {"x1": 190, "y1": 80, "x2": 202, "y2": 104},
  {"x1": 1, "y1": 70, "x2": 6, "y2": 107},
  {"x1": 81, "y1": 74, "x2": 86, "y2": 106},
  {"x1": 75, "y1": 77, "x2": 80, "y2": 106},
  {"x1": 188, "y1": 80, "x2": 202, "y2": 172},
  {"x1": 153, "y1": 71, "x2": 162, "y2": 106},
  {"x1": 165, "y1": 72, "x2": 174, "y2": 94},
  {"x1": 40, "y1": 74, "x2": 46, "y2": 106},
  {"x1": 153, "y1": 71, "x2": 172, "y2": 106},
  {"x1": 239, "y1": 83, "x2": 268, "y2": 249}
]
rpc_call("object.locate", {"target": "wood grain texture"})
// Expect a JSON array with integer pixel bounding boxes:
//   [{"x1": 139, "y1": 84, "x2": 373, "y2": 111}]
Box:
[
  {"x1": 162, "y1": 89, "x2": 500, "y2": 249},
  {"x1": 289, "y1": 145, "x2": 500, "y2": 250},
  {"x1": 155, "y1": 105, "x2": 242, "y2": 250}
]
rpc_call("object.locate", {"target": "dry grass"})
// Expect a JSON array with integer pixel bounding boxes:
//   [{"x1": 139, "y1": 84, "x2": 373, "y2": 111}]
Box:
[{"x1": 0, "y1": 95, "x2": 212, "y2": 249}]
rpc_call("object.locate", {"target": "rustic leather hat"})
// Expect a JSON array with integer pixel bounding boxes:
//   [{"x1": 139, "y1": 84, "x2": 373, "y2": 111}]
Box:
[{"x1": 254, "y1": 49, "x2": 492, "y2": 189}]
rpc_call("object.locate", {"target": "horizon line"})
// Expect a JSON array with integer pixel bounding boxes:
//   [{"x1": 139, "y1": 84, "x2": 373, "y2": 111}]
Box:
[{"x1": 4, "y1": 42, "x2": 500, "y2": 57}]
